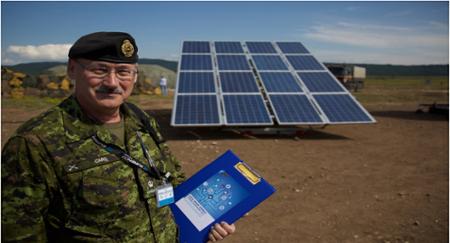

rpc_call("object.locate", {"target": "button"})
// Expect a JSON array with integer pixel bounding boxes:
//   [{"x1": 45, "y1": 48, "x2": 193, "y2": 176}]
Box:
[{"x1": 148, "y1": 180, "x2": 154, "y2": 189}]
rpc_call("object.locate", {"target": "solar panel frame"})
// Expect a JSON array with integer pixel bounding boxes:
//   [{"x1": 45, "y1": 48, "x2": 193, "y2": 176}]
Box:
[
  {"x1": 249, "y1": 42, "x2": 326, "y2": 125},
  {"x1": 177, "y1": 72, "x2": 217, "y2": 94},
  {"x1": 297, "y1": 71, "x2": 346, "y2": 93},
  {"x1": 216, "y1": 54, "x2": 251, "y2": 71},
  {"x1": 257, "y1": 71, "x2": 304, "y2": 93},
  {"x1": 182, "y1": 41, "x2": 211, "y2": 53},
  {"x1": 273, "y1": 43, "x2": 376, "y2": 124},
  {"x1": 219, "y1": 72, "x2": 260, "y2": 93},
  {"x1": 172, "y1": 42, "x2": 223, "y2": 126},
  {"x1": 221, "y1": 94, "x2": 274, "y2": 126},
  {"x1": 285, "y1": 55, "x2": 326, "y2": 71},
  {"x1": 251, "y1": 55, "x2": 289, "y2": 71},
  {"x1": 278, "y1": 47, "x2": 351, "y2": 95},
  {"x1": 313, "y1": 94, "x2": 375, "y2": 124},
  {"x1": 267, "y1": 94, "x2": 324, "y2": 125},
  {"x1": 172, "y1": 40, "x2": 376, "y2": 127},
  {"x1": 180, "y1": 54, "x2": 214, "y2": 70},
  {"x1": 246, "y1": 41, "x2": 277, "y2": 53},
  {"x1": 215, "y1": 42, "x2": 274, "y2": 126},
  {"x1": 171, "y1": 94, "x2": 223, "y2": 126},
  {"x1": 214, "y1": 41, "x2": 244, "y2": 53},
  {"x1": 276, "y1": 42, "x2": 310, "y2": 54}
]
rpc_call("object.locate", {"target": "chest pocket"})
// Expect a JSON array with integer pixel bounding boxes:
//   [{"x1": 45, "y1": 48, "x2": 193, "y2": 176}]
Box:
[
  {"x1": 64, "y1": 153, "x2": 119, "y2": 174},
  {"x1": 64, "y1": 139, "x2": 137, "y2": 211}
]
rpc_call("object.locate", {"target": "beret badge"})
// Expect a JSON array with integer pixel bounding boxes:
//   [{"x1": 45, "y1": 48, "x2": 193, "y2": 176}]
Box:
[{"x1": 121, "y1": 39, "x2": 135, "y2": 57}]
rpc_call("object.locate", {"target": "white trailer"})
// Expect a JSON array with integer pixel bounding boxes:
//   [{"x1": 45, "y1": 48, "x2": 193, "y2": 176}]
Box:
[{"x1": 325, "y1": 64, "x2": 366, "y2": 92}]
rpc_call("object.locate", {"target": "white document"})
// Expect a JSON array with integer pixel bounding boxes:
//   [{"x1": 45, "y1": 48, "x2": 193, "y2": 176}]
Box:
[{"x1": 175, "y1": 194, "x2": 215, "y2": 231}]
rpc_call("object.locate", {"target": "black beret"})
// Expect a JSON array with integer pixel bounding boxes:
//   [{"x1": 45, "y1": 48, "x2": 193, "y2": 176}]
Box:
[{"x1": 68, "y1": 32, "x2": 138, "y2": 63}]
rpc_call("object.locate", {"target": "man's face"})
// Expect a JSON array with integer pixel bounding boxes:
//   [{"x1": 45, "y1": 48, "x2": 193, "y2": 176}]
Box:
[{"x1": 68, "y1": 58, "x2": 137, "y2": 111}]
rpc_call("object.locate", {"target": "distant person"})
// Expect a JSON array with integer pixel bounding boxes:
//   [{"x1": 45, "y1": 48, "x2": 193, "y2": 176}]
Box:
[
  {"x1": 160, "y1": 75, "x2": 168, "y2": 96},
  {"x1": 1, "y1": 31, "x2": 235, "y2": 242}
]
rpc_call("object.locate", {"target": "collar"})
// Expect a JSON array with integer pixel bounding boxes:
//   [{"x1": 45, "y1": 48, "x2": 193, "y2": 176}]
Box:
[{"x1": 59, "y1": 96, "x2": 145, "y2": 146}]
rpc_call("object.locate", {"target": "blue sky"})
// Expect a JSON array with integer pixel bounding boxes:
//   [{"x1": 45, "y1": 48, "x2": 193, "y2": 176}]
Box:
[{"x1": 1, "y1": 1, "x2": 449, "y2": 65}]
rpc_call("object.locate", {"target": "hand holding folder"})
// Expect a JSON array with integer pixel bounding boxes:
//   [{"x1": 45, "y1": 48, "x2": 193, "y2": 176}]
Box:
[{"x1": 170, "y1": 150, "x2": 276, "y2": 243}]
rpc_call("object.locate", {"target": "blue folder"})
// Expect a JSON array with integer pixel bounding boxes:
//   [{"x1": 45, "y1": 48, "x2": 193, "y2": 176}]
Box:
[{"x1": 170, "y1": 150, "x2": 276, "y2": 243}]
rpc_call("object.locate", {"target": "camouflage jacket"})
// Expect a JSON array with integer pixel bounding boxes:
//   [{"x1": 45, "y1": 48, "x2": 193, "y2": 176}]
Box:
[{"x1": 2, "y1": 96, "x2": 185, "y2": 242}]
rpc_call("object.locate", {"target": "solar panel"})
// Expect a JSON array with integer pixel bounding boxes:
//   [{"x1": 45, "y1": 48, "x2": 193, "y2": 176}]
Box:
[
  {"x1": 217, "y1": 55, "x2": 250, "y2": 70},
  {"x1": 178, "y1": 72, "x2": 216, "y2": 93},
  {"x1": 246, "y1": 42, "x2": 277, "y2": 53},
  {"x1": 172, "y1": 40, "x2": 375, "y2": 127},
  {"x1": 219, "y1": 72, "x2": 259, "y2": 93},
  {"x1": 286, "y1": 55, "x2": 325, "y2": 70},
  {"x1": 182, "y1": 41, "x2": 211, "y2": 53},
  {"x1": 259, "y1": 72, "x2": 303, "y2": 93},
  {"x1": 180, "y1": 55, "x2": 213, "y2": 70},
  {"x1": 252, "y1": 55, "x2": 289, "y2": 70},
  {"x1": 269, "y1": 95, "x2": 323, "y2": 124},
  {"x1": 298, "y1": 72, "x2": 345, "y2": 93},
  {"x1": 223, "y1": 95, "x2": 273, "y2": 125},
  {"x1": 276, "y1": 42, "x2": 309, "y2": 54},
  {"x1": 173, "y1": 95, "x2": 221, "y2": 126},
  {"x1": 313, "y1": 94, "x2": 373, "y2": 123},
  {"x1": 215, "y1": 41, "x2": 244, "y2": 53}
]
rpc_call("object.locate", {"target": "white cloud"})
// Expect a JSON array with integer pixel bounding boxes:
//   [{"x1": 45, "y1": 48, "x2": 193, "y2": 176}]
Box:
[
  {"x1": 301, "y1": 21, "x2": 448, "y2": 64},
  {"x1": 169, "y1": 53, "x2": 180, "y2": 60},
  {"x1": 428, "y1": 21, "x2": 448, "y2": 30},
  {"x1": 313, "y1": 49, "x2": 448, "y2": 65},
  {"x1": 304, "y1": 22, "x2": 448, "y2": 49},
  {"x1": 337, "y1": 22, "x2": 410, "y2": 32},
  {"x1": 154, "y1": 53, "x2": 179, "y2": 61},
  {"x1": 6, "y1": 43, "x2": 72, "y2": 61},
  {"x1": 1, "y1": 57, "x2": 16, "y2": 65}
]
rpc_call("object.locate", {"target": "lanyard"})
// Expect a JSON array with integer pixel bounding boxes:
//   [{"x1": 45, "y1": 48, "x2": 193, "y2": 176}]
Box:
[
  {"x1": 136, "y1": 131, "x2": 165, "y2": 182},
  {"x1": 91, "y1": 135, "x2": 162, "y2": 180}
]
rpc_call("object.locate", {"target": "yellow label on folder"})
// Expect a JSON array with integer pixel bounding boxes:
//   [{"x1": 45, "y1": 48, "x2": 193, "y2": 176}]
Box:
[{"x1": 234, "y1": 162, "x2": 261, "y2": 185}]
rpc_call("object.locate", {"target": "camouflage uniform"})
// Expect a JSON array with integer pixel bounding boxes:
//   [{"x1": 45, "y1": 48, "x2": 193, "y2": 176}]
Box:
[{"x1": 2, "y1": 96, "x2": 185, "y2": 242}]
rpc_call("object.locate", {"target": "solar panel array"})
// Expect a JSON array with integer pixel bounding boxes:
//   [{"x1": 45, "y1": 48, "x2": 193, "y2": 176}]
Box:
[{"x1": 171, "y1": 41, "x2": 375, "y2": 126}]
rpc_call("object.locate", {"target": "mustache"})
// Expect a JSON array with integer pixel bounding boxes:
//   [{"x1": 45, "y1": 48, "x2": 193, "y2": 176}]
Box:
[{"x1": 94, "y1": 86, "x2": 124, "y2": 94}]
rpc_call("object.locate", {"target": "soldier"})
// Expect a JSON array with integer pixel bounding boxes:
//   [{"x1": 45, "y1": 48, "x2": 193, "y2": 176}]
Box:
[
  {"x1": 159, "y1": 75, "x2": 168, "y2": 96},
  {"x1": 2, "y1": 32, "x2": 235, "y2": 242}
]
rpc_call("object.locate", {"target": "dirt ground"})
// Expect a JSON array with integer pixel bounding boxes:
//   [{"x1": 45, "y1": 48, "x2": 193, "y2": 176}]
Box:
[{"x1": 1, "y1": 96, "x2": 448, "y2": 243}]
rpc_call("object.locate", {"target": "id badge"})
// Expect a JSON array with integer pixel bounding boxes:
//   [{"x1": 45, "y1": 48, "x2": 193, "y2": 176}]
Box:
[{"x1": 156, "y1": 183, "x2": 174, "y2": 208}]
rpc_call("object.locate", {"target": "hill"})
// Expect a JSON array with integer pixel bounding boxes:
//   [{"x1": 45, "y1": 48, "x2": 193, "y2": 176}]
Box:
[
  {"x1": 6, "y1": 62, "x2": 66, "y2": 77},
  {"x1": 324, "y1": 63, "x2": 449, "y2": 76},
  {"x1": 138, "y1": 58, "x2": 178, "y2": 72},
  {"x1": 137, "y1": 64, "x2": 177, "y2": 88},
  {"x1": 4, "y1": 60, "x2": 448, "y2": 79},
  {"x1": 1, "y1": 59, "x2": 179, "y2": 100},
  {"x1": 43, "y1": 65, "x2": 68, "y2": 76},
  {"x1": 4, "y1": 58, "x2": 178, "y2": 76},
  {"x1": 364, "y1": 64, "x2": 448, "y2": 76},
  {"x1": 29, "y1": 63, "x2": 177, "y2": 87}
]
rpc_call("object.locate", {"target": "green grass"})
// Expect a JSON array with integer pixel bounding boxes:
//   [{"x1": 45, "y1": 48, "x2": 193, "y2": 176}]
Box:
[
  {"x1": 364, "y1": 75, "x2": 448, "y2": 90},
  {"x1": 353, "y1": 75, "x2": 448, "y2": 105},
  {"x1": 1, "y1": 93, "x2": 174, "y2": 111},
  {"x1": 128, "y1": 93, "x2": 173, "y2": 101},
  {"x1": 2, "y1": 96, "x2": 64, "y2": 110},
  {"x1": 2, "y1": 75, "x2": 448, "y2": 110}
]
